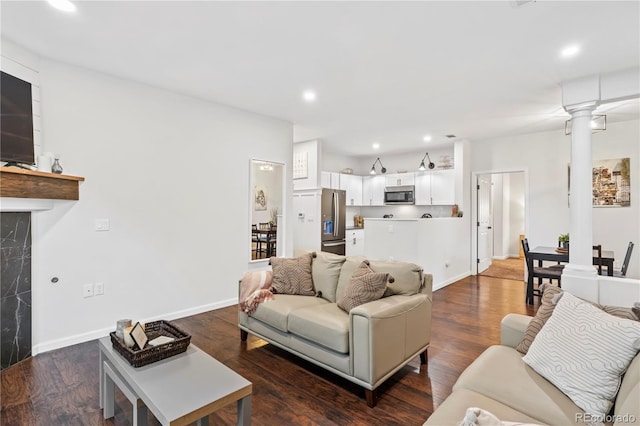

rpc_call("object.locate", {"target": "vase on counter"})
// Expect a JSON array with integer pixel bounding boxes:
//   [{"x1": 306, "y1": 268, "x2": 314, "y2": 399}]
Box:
[{"x1": 51, "y1": 158, "x2": 63, "y2": 174}]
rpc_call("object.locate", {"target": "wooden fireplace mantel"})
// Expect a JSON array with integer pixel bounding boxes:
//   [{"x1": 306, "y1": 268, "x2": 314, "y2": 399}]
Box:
[{"x1": 0, "y1": 167, "x2": 85, "y2": 200}]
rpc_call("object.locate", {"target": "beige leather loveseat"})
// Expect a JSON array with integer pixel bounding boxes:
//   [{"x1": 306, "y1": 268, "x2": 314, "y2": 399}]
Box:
[
  {"x1": 425, "y1": 313, "x2": 640, "y2": 425},
  {"x1": 238, "y1": 252, "x2": 433, "y2": 407}
]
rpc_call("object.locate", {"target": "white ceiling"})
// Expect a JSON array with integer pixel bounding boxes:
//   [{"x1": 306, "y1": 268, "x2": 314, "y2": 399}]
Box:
[{"x1": 2, "y1": 1, "x2": 639, "y2": 156}]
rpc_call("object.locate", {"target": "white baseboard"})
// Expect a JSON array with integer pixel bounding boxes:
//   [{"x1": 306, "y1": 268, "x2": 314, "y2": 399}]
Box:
[
  {"x1": 433, "y1": 271, "x2": 471, "y2": 291},
  {"x1": 32, "y1": 298, "x2": 237, "y2": 356},
  {"x1": 492, "y1": 255, "x2": 509, "y2": 260}
]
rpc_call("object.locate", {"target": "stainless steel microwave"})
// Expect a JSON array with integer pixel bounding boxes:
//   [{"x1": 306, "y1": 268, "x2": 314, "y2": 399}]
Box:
[{"x1": 384, "y1": 185, "x2": 415, "y2": 205}]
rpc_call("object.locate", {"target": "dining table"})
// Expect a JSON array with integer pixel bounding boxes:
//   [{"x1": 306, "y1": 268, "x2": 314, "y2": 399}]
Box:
[{"x1": 526, "y1": 246, "x2": 614, "y2": 304}]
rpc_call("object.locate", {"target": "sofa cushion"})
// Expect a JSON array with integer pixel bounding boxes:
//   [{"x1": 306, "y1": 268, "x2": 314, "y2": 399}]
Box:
[
  {"x1": 336, "y1": 256, "x2": 366, "y2": 301},
  {"x1": 369, "y1": 259, "x2": 423, "y2": 296},
  {"x1": 423, "y1": 389, "x2": 545, "y2": 426},
  {"x1": 251, "y1": 294, "x2": 328, "y2": 333},
  {"x1": 337, "y1": 261, "x2": 391, "y2": 313},
  {"x1": 270, "y1": 252, "x2": 315, "y2": 296},
  {"x1": 312, "y1": 251, "x2": 346, "y2": 302},
  {"x1": 288, "y1": 303, "x2": 350, "y2": 353},
  {"x1": 453, "y1": 345, "x2": 585, "y2": 425},
  {"x1": 517, "y1": 285, "x2": 640, "y2": 354},
  {"x1": 522, "y1": 292, "x2": 640, "y2": 420}
]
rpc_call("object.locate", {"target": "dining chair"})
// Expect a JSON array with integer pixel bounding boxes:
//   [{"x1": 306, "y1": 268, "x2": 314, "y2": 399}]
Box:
[
  {"x1": 593, "y1": 244, "x2": 603, "y2": 275},
  {"x1": 256, "y1": 223, "x2": 272, "y2": 258},
  {"x1": 614, "y1": 241, "x2": 635, "y2": 278},
  {"x1": 522, "y1": 238, "x2": 563, "y2": 298},
  {"x1": 251, "y1": 224, "x2": 262, "y2": 259},
  {"x1": 267, "y1": 226, "x2": 277, "y2": 257}
]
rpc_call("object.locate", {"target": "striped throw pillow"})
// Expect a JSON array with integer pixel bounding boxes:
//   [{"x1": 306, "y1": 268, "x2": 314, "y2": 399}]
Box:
[
  {"x1": 523, "y1": 292, "x2": 640, "y2": 419},
  {"x1": 517, "y1": 285, "x2": 639, "y2": 354}
]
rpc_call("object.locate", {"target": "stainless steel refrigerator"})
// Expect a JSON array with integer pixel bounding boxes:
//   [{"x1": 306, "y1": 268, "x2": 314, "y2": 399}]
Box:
[{"x1": 321, "y1": 188, "x2": 346, "y2": 255}]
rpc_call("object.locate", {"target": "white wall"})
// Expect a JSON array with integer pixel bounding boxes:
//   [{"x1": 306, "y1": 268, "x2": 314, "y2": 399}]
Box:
[
  {"x1": 292, "y1": 139, "x2": 320, "y2": 190},
  {"x1": 31, "y1": 57, "x2": 293, "y2": 353},
  {"x1": 320, "y1": 146, "x2": 455, "y2": 177},
  {"x1": 507, "y1": 172, "x2": 525, "y2": 256},
  {"x1": 491, "y1": 174, "x2": 506, "y2": 258},
  {"x1": 471, "y1": 119, "x2": 639, "y2": 279}
]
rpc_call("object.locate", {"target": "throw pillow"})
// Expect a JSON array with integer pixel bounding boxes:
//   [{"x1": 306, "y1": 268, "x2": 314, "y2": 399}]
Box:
[
  {"x1": 335, "y1": 256, "x2": 367, "y2": 301},
  {"x1": 522, "y1": 292, "x2": 640, "y2": 419},
  {"x1": 516, "y1": 285, "x2": 640, "y2": 354},
  {"x1": 459, "y1": 407, "x2": 543, "y2": 426},
  {"x1": 311, "y1": 251, "x2": 346, "y2": 302},
  {"x1": 516, "y1": 284, "x2": 563, "y2": 354},
  {"x1": 270, "y1": 252, "x2": 315, "y2": 296},
  {"x1": 368, "y1": 259, "x2": 423, "y2": 296},
  {"x1": 337, "y1": 260, "x2": 394, "y2": 312}
]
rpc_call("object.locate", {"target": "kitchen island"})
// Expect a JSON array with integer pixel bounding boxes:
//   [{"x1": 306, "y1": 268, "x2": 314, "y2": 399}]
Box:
[{"x1": 363, "y1": 217, "x2": 470, "y2": 290}]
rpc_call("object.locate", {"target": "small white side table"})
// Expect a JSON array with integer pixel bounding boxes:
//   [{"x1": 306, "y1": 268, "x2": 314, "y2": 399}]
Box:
[{"x1": 99, "y1": 337, "x2": 252, "y2": 425}]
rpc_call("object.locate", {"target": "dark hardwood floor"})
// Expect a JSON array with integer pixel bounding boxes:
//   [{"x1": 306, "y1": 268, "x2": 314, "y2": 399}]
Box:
[{"x1": 1, "y1": 275, "x2": 537, "y2": 426}]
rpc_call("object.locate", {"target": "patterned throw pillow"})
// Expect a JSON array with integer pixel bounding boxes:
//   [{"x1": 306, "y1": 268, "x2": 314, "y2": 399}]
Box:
[
  {"x1": 516, "y1": 285, "x2": 563, "y2": 354},
  {"x1": 522, "y1": 292, "x2": 640, "y2": 419},
  {"x1": 337, "y1": 260, "x2": 394, "y2": 312},
  {"x1": 270, "y1": 252, "x2": 315, "y2": 296},
  {"x1": 516, "y1": 285, "x2": 640, "y2": 354}
]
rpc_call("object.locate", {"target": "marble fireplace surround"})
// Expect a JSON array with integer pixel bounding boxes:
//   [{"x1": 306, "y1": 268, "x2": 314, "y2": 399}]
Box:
[
  {"x1": 1, "y1": 210, "x2": 32, "y2": 369},
  {"x1": 0, "y1": 171, "x2": 84, "y2": 369},
  {"x1": 1, "y1": 200, "x2": 63, "y2": 369}
]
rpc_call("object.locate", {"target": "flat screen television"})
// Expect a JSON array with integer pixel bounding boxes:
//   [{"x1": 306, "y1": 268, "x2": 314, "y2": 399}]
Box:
[{"x1": 1, "y1": 71, "x2": 35, "y2": 166}]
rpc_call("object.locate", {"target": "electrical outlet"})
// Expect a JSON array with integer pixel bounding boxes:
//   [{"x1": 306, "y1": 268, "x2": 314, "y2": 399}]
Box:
[
  {"x1": 94, "y1": 282, "x2": 104, "y2": 295},
  {"x1": 95, "y1": 219, "x2": 110, "y2": 231},
  {"x1": 83, "y1": 283, "x2": 94, "y2": 298}
]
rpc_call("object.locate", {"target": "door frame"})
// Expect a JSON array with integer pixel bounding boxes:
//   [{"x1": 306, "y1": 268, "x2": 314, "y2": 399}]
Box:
[{"x1": 471, "y1": 168, "x2": 530, "y2": 276}]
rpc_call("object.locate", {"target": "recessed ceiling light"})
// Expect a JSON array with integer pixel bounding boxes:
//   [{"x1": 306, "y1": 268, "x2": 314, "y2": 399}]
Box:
[
  {"x1": 47, "y1": 0, "x2": 77, "y2": 12},
  {"x1": 302, "y1": 90, "x2": 316, "y2": 102},
  {"x1": 423, "y1": 135, "x2": 432, "y2": 142},
  {"x1": 372, "y1": 143, "x2": 380, "y2": 150},
  {"x1": 560, "y1": 44, "x2": 580, "y2": 59}
]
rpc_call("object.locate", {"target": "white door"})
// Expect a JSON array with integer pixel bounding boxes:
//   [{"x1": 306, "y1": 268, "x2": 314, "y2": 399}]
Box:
[{"x1": 477, "y1": 175, "x2": 493, "y2": 273}]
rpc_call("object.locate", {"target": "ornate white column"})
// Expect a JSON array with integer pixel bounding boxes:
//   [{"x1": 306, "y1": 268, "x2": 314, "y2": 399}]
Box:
[{"x1": 562, "y1": 104, "x2": 599, "y2": 299}]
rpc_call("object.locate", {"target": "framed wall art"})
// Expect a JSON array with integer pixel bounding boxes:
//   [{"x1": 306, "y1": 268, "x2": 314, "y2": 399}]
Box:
[{"x1": 592, "y1": 158, "x2": 630, "y2": 207}]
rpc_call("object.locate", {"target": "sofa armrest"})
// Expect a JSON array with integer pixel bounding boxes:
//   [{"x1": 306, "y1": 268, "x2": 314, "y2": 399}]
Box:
[
  {"x1": 350, "y1": 294, "x2": 432, "y2": 387},
  {"x1": 500, "y1": 314, "x2": 533, "y2": 348}
]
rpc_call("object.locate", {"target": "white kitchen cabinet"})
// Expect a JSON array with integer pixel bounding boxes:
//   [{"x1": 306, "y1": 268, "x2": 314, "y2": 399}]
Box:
[
  {"x1": 339, "y1": 174, "x2": 363, "y2": 206},
  {"x1": 385, "y1": 173, "x2": 415, "y2": 187},
  {"x1": 346, "y1": 228, "x2": 365, "y2": 256},
  {"x1": 414, "y1": 172, "x2": 432, "y2": 205},
  {"x1": 320, "y1": 171, "x2": 341, "y2": 189},
  {"x1": 430, "y1": 169, "x2": 455, "y2": 204},
  {"x1": 414, "y1": 169, "x2": 455, "y2": 205},
  {"x1": 362, "y1": 175, "x2": 385, "y2": 206}
]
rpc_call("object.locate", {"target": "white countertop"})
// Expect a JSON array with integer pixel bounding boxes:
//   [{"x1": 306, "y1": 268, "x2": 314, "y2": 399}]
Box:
[
  {"x1": 364, "y1": 217, "x2": 461, "y2": 221},
  {"x1": 365, "y1": 218, "x2": 418, "y2": 221}
]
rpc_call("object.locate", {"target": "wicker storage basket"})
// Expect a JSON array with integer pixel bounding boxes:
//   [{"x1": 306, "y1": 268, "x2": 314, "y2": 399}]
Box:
[{"x1": 110, "y1": 320, "x2": 191, "y2": 367}]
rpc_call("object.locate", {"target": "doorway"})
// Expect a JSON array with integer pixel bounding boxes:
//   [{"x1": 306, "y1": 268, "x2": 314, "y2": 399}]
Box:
[{"x1": 476, "y1": 171, "x2": 526, "y2": 281}]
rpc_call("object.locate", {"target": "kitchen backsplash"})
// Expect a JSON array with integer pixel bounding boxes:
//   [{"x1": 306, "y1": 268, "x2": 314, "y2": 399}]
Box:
[{"x1": 346, "y1": 205, "x2": 456, "y2": 224}]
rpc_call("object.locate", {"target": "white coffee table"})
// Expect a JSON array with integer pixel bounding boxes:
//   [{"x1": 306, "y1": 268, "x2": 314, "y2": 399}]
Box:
[{"x1": 99, "y1": 336, "x2": 252, "y2": 425}]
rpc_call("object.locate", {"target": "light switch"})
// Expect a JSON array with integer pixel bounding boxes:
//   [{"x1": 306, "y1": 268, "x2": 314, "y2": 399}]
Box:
[{"x1": 95, "y1": 219, "x2": 110, "y2": 231}]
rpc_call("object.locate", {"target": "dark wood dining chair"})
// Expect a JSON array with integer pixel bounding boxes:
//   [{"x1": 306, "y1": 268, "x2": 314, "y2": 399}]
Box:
[
  {"x1": 614, "y1": 241, "x2": 634, "y2": 277},
  {"x1": 251, "y1": 224, "x2": 262, "y2": 258},
  {"x1": 593, "y1": 244, "x2": 603, "y2": 275},
  {"x1": 522, "y1": 238, "x2": 563, "y2": 298},
  {"x1": 267, "y1": 226, "x2": 277, "y2": 257},
  {"x1": 255, "y1": 223, "x2": 272, "y2": 258}
]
